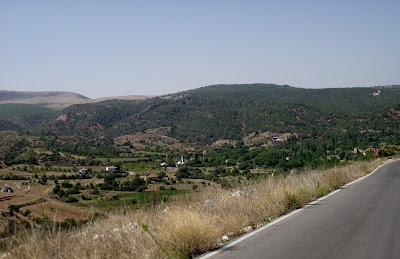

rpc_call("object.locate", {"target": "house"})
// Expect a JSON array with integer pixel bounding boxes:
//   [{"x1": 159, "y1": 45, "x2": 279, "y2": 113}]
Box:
[
  {"x1": 0, "y1": 185, "x2": 13, "y2": 193},
  {"x1": 146, "y1": 173, "x2": 159, "y2": 180},
  {"x1": 106, "y1": 166, "x2": 117, "y2": 173},
  {"x1": 76, "y1": 168, "x2": 89, "y2": 175}
]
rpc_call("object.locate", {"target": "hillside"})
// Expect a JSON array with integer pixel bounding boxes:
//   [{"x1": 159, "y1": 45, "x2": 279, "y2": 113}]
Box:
[
  {"x1": 87, "y1": 95, "x2": 151, "y2": 103},
  {"x1": 0, "y1": 104, "x2": 57, "y2": 131},
  {"x1": 0, "y1": 90, "x2": 90, "y2": 110},
  {"x1": 1, "y1": 85, "x2": 399, "y2": 259},
  {"x1": 40, "y1": 84, "x2": 400, "y2": 146},
  {"x1": 0, "y1": 103, "x2": 56, "y2": 118},
  {"x1": 0, "y1": 90, "x2": 152, "y2": 110}
]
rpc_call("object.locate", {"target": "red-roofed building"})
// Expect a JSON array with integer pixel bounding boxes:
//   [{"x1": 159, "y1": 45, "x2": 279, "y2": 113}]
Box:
[{"x1": 146, "y1": 173, "x2": 159, "y2": 179}]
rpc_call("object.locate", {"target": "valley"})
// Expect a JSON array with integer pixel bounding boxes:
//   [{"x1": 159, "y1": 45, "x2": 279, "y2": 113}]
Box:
[{"x1": 1, "y1": 84, "x2": 400, "y2": 257}]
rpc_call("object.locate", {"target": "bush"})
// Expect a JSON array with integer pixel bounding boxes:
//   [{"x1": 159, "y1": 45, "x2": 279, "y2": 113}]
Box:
[
  {"x1": 23, "y1": 210, "x2": 31, "y2": 217},
  {"x1": 61, "y1": 181, "x2": 73, "y2": 188},
  {"x1": 158, "y1": 171, "x2": 166, "y2": 179},
  {"x1": 284, "y1": 192, "x2": 301, "y2": 210},
  {"x1": 136, "y1": 185, "x2": 147, "y2": 192},
  {"x1": 53, "y1": 184, "x2": 61, "y2": 194},
  {"x1": 58, "y1": 189, "x2": 66, "y2": 198},
  {"x1": 81, "y1": 195, "x2": 92, "y2": 200},
  {"x1": 64, "y1": 196, "x2": 78, "y2": 203},
  {"x1": 316, "y1": 181, "x2": 327, "y2": 198},
  {"x1": 66, "y1": 187, "x2": 80, "y2": 195},
  {"x1": 9, "y1": 205, "x2": 21, "y2": 216}
]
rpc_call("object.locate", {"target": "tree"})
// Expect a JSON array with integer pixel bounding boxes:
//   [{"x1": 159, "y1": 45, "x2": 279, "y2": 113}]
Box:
[
  {"x1": 53, "y1": 184, "x2": 61, "y2": 194},
  {"x1": 158, "y1": 171, "x2": 166, "y2": 179}
]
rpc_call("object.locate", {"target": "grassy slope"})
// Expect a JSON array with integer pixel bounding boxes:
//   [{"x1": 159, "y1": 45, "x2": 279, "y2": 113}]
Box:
[{"x1": 1, "y1": 159, "x2": 382, "y2": 258}]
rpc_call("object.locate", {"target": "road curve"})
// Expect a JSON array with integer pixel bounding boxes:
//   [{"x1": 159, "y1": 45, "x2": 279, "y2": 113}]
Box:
[{"x1": 201, "y1": 160, "x2": 400, "y2": 259}]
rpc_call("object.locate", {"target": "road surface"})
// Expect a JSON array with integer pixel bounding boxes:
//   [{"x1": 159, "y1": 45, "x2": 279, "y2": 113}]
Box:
[{"x1": 201, "y1": 160, "x2": 400, "y2": 259}]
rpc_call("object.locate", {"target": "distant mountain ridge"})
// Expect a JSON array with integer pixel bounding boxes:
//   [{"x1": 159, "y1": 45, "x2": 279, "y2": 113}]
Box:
[
  {"x1": 0, "y1": 90, "x2": 151, "y2": 110},
  {"x1": 0, "y1": 90, "x2": 90, "y2": 110},
  {"x1": 2, "y1": 84, "x2": 400, "y2": 146},
  {"x1": 36, "y1": 83, "x2": 400, "y2": 144}
]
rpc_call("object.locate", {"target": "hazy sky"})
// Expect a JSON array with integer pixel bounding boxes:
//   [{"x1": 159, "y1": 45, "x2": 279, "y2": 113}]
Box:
[{"x1": 1, "y1": 1, "x2": 399, "y2": 98}]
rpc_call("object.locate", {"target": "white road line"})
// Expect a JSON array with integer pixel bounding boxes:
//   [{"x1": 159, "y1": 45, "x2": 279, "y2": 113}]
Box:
[{"x1": 199, "y1": 161, "x2": 391, "y2": 259}]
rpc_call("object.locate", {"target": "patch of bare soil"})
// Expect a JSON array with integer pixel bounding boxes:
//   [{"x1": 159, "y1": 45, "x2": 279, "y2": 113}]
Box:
[
  {"x1": 0, "y1": 180, "x2": 89, "y2": 225},
  {"x1": 24, "y1": 200, "x2": 89, "y2": 222},
  {"x1": 243, "y1": 131, "x2": 293, "y2": 146},
  {"x1": 114, "y1": 127, "x2": 188, "y2": 150},
  {"x1": 211, "y1": 139, "x2": 238, "y2": 147}
]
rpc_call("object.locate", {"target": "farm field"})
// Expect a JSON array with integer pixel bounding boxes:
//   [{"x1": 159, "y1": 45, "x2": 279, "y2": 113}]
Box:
[
  {"x1": 0, "y1": 178, "x2": 91, "y2": 231},
  {"x1": 0, "y1": 164, "x2": 213, "y2": 232}
]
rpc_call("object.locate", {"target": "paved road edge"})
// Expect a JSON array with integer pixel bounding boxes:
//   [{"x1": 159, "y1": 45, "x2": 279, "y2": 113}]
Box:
[{"x1": 198, "y1": 159, "x2": 394, "y2": 259}]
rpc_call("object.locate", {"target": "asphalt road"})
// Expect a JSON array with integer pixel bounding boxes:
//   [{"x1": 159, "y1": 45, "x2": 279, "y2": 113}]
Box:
[{"x1": 201, "y1": 160, "x2": 400, "y2": 259}]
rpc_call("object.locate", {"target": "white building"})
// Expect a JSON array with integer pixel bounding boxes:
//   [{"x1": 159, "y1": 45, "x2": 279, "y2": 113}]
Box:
[
  {"x1": 176, "y1": 156, "x2": 185, "y2": 166},
  {"x1": 106, "y1": 166, "x2": 117, "y2": 173}
]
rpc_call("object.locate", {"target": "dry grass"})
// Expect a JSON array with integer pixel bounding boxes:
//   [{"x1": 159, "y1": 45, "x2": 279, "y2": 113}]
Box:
[{"x1": 1, "y1": 160, "x2": 382, "y2": 259}]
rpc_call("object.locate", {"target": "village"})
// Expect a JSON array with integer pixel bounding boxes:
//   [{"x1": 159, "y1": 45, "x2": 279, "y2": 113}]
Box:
[{"x1": 0, "y1": 154, "x2": 221, "y2": 231}]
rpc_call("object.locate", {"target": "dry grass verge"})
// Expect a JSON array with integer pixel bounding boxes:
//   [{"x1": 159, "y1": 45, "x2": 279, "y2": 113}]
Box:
[{"x1": 1, "y1": 160, "x2": 382, "y2": 259}]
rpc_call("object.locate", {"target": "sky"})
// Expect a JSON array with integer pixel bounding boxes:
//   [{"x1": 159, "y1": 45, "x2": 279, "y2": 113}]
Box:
[{"x1": 1, "y1": 1, "x2": 399, "y2": 98}]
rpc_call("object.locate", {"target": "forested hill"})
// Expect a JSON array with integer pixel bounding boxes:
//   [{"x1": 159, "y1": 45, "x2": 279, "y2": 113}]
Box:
[
  {"x1": 0, "y1": 103, "x2": 57, "y2": 131},
  {"x1": 40, "y1": 84, "x2": 400, "y2": 144}
]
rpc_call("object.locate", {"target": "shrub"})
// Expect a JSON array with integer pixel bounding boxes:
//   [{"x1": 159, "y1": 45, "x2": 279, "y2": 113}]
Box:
[
  {"x1": 316, "y1": 181, "x2": 327, "y2": 198},
  {"x1": 158, "y1": 171, "x2": 166, "y2": 179},
  {"x1": 66, "y1": 187, "x2": 80, "y2": 196},
  {"x1": 91, "y1": 187, "x2": 100, "y2": 194},
  {"x1": 61, "y1": 181, "x2": 73, "y2": 188},
  {"x1": 284, "y1": 192, "x2": 301, "y2": 210},
  {"x1": 81, "y1": 195, "x2": 92, "y2": 201},
  {"x1": 136, "y1": 185, "x2": 147, "y2": 192},
  {"x1": 64, "y1": 196, "x2": 78, "y2": 203},
  {"x1": 53, "y1": 184, "x2": 61, "y2": 194},
  {"x1": 23, "y1": 210, "x2": 31, "y2": 217},
  {"x1": 58, "y1": 189, "x2": 66, "y2": 198}
]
